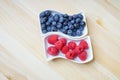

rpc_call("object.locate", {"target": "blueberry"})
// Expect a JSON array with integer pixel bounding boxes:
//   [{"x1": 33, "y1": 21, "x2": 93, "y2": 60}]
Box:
[
  {"x1": 46, "y1": 21, "x2": 51, "y2": 26},
  {"x1": 79, "y1": 26, "x2": 84, "y2": 31},
  {"x1": 67, "y1": 29, "x2": 72, "y2": 35},
  {"x1": 52, "y1": 21, "x2": 57, "y2": 26},
  {"x1": 40, "y1": 17, "x2": 47, "y2": 24},
  {"x1": 72, "y1": 14, "x2": 77, "y2": 19},
  {"x1": 40, "y1": 12, "x2": 45, "y2": 18},
  {"x1": 68, "y1": 16, "x2": 73, "y2": 21},
  {"x1": 74, "y1": 23, "x2": 80, "y2": 29},
  {"x1": 63, "y1": 26, "x2": 68, "y2": 30},
  {"x1": 56, "y1": 23, "x2": 62, "y2": 29},
  {"x1": 59, "y1": 15, "x2": 64, "y2": 23},
  {"x1": 60, "y1": 29, "x2": 67, "y2": 34},
  {"x1": 44, "y1": 10, "x2": 51, "y2": 16},
  {"x1": 76, "y1": 18, "x2": 81, "y2": 23},
  {"x1": 51, "y1": 26, "x2": 57, "y2": 31},
  {"x1": 78, "y1": 14, "x2": 83, "y2": 20},
  {"x1": 70, "y1": 20, "x2": 75, "y2": 24},
  {"x1": 41, "y1": 24, "x2": 46, "y2": 29},
  {"x1": 72, "y1": 32, "x2": 76, "y2": 36},
  {"x1": 73, "y1": 28, "x2": 77, "y2": 32},
  {"x1": 48, "y1": 16, "x2": 54, "y2": 23},
  {"x1": 63, "y1": 14, "x2": 69, "y2": 18},
  {"x1": 63, "y1": 21, "x2": 68, "y2": 26},
  {"x1": 47, "y1": 26, "x2": 51, "y2": 31},
  {"x1": 54, "y1": 14, "x2": 59, "y2": 22},
  {"x1": 68, "y1": 22, "x2": 71, "y2": 26},
  {"x1": 42, "y1": 29, "x2": 47, "y2": 33},
  {"x1": 68, "y1": 24, "x2": 74, "y2": 29},
  {"x1": 80, "y1": 21, "x2": 86, "y2": 27},
  {"x1": 76, "y1": 29, "x2": 82, "y2": 36}
]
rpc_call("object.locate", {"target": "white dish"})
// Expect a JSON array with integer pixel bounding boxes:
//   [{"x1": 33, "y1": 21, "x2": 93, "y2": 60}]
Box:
[
  {"x1": 39, "y1": 10, "x2": 88, "y2": 39},
  {"x1": 43, "y1": 33, "x2": 93, "y2": 64}
]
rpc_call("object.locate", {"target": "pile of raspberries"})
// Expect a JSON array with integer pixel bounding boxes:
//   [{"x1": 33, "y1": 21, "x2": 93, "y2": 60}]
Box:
[{"x1": 47, "y1": 35, "x2": 88, "y2": 61}]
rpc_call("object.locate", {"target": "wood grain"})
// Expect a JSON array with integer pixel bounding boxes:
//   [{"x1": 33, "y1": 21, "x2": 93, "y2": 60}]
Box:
[{"x1": 0, "y1": 0, "x2": 120, "y2": 80}]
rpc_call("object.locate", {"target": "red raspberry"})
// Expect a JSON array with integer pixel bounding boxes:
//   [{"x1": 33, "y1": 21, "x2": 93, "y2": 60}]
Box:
[
  {"x1": 61, "y1": 46, "x2": 69, "y2": 54},
  {"x1": 79, "y1": 40, "x2": 88, "y2": 49},
  {"x1": 55, "y1": 41, "x2": 64, "y2": 50},
  {"x1": 59, "y1": 38, "x2": 67, "y2": 46},
  {"x1": 78, "y1": 51, "x2": 87, "y2": 61},
  {"x1": 47, "y1": 35, "x2": 58, "y2": 44},
  {"x1": 68, "y1": 41, "x2": 76, "y2": 50},
  {"x1": 74, "y1": 45, "x2": 84, "y2": 54},
  {"x1": 65, "y1": 51, "x2": 77, "y2": 60},
  {"x1": 47, "y1": 46, "x2": 59, "y2": 56}
]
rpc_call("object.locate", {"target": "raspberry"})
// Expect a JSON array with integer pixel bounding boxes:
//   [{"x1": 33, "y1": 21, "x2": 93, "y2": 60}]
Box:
[
  {"x1": 74, "y1": 45, "x2": 84, "y2": 54},
  {"x1": 68, "y1": 41, "x2": 76, "y2": 50},
  {"x1": 59, "y1": 38, "x2": 67, "y2": 46},
  {"x1": 61, "y1": 46, "x2": 69, "y2": 54},
  {"x1": 78, "y1": 51, "x2": 87, "y2": 61},
  {"x1": 65, "y1": 51, "x2": 77, "y2": 60},
  {"x1": 47, "y1": 35, "x2": 58, "y2": 44},
  {"x1": 47, "y1": 46, "x2": 59, "y2": 56},
  {"x1": 79, "y1": 40, "x2": 88, "y2": 49},
  {"x1": 55, "y1": 41, "x2": 64, "y2": 50}
]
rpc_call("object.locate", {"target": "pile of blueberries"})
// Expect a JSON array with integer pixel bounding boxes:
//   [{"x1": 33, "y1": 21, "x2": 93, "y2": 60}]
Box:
[{"x1": 40, "y1": 10, "x2": 86, "y2": 36}]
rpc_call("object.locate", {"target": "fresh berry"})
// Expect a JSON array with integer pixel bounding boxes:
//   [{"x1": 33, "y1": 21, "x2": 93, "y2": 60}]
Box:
[
  {"x1": 48, "y1": 17, "x2": 54, "y2": 23},
  {"x1": 51, "y1": 26, "x2": 57, "y2": 31},
  {"x1": 59, "y1": 15, "x2": 64, "y2": 23},
  {"x1": 76, "y1": 29, "x2": 82, "y2": 36},
  {"x1": 78, "y1": 51, "x2": 87, "y2": 61},
  {"x1": 78, "y1": 14, "x2": 83, "y2": 20},
  {"x1": 41, "y1": 24, "x2": 46, "y2": 29},
  {"x1": 64, "y1": 26, "x2": 69, "y2": 30},
  {"x1": 54, "y1": 14, "x2": 59, "y2": 22},
  {"x1": 68, "y1": 16, "x2": 73, "y2": 20},
  {"x1": 74, "y1": 45, "x2": 84, "y2": 54},
  {"x1": 47, "y1": 26, "x2": 51, "y2": 31},
  {"x1": 65, "y1": 51, "x2": 77, "y2": 60},
  {"x1": 79, "y1": 26, "x2": 84, "y2": 31},
  {"x1": 59, "y1": 38, "x2": 67, "y2": 46},
  {"x1": 55, "y1": 41, "x2": 64, "y2": 50},
  {"x1": 70, "y1": 20, "x2": 75, "y2": 24},
  {"x1": 68, "y1": 24, "x2": 74, "y2": 29},
  {"x1": 63, "y1": 14, "x2": 69, "y2": 18},
  {"x1": 67, "y1": 29, "x2": 72, "y2": 35},
  {"x1": 72, "y1": 14, "x2": 77, "y2": 19},
  {"x1": 40, "y1": 12, "x2": 45, "y2": 18},
  {"x1": 60, "y1": 29, "x2": 67, "y2": 34},
  {"x1": 52, "y1": 21, "x2": 57, "y2": 26},
  {"x1": 63, "y1": 21, "x2": 68, "y2": 26},
  {"x1": 61, "y1": 46, "x2": 69, "y2": 54},
  {"x1": 44, "y1": 10, "x2": 51, "y2": 16},
  {"x1": 80, "y1": 21, "x2": 85, "y2": 27},
  {"x1": 46, "y1": 21, "x2": 51, "y2": 26},
  {"x1": 47, "y1": 35, "x2": 58, "y2": 44},
  {"x1": 68, "y1": 41, "x2": 76, "y2": 50},
  {"x1": 76, "y1": 18, "x2": 81, "y2": 23},
  {"x1": 57, "y1": 23, "x2": 62, "y2": 29},
  {"x1": 40, "y1": 17, "x2": 47, "y2": 24},
  {"x1": 47, "y1": 46, "x2": 59, "y2": 56},
  {"x1": 79, "y1": 40, "x2": 88, "y2": 49},
  {"x1": 42, "y1": 29, "x2": 47, "y2": 33}
]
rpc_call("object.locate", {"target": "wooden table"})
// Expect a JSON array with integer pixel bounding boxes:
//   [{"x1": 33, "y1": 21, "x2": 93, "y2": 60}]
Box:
[{"x1": 0, "y1": 0, "x2": 120, "y2": 80}]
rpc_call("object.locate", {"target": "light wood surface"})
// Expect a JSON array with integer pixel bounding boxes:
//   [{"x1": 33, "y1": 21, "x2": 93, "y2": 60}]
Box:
[{"x1": 0, "y1": 0, "x2": 120, "y2": 80}]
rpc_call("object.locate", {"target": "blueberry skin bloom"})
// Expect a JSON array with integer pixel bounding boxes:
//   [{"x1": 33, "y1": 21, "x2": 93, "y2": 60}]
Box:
[
  {"x1": 76, "y1": 29, "x2": 82, "y2": 36},
  {"x1": 57, "y1": 23, "x2": 62, "y2": 29},
  {"x1": 67, "y1": 29, "x2": 72, "y2": 35},
  {"x1": 54, "y1": 14, "x2": 59, "y2": 22}
]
